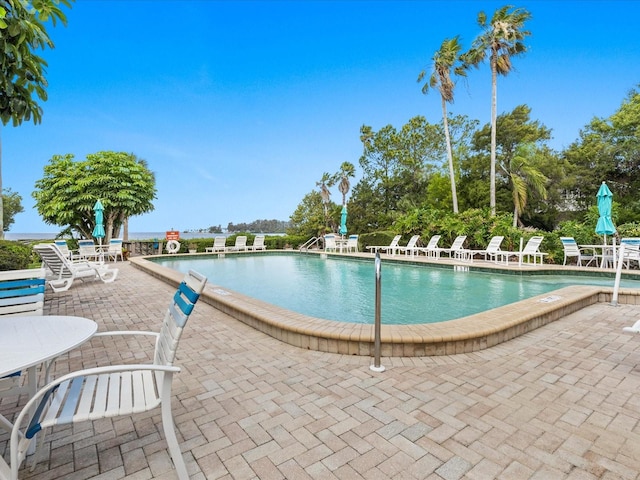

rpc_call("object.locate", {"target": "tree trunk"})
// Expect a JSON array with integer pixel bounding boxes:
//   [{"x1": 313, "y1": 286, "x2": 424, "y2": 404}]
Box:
[
  {"x1": 441, "y1": 97, "x2": 458, "y2": 214},
  {"x1": 490, "y1": 59, "x2": 498, "y2": 217}
]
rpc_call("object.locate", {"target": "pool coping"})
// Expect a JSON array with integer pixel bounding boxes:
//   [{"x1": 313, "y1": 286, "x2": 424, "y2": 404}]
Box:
[{"x1": 130, "y1": 251, "x2": 640, "y2": 356}]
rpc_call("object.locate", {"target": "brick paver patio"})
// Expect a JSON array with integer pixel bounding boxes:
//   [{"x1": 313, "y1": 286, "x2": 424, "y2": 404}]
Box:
[{"x1": 2, "y1": 262, "x2": 640, "y2": 479}]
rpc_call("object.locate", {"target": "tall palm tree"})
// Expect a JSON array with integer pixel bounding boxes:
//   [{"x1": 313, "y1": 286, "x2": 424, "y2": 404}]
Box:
[
  {"x1": 418, "y1": 36, "x2": 467, "y2": 214},
  {"x1": 337, "y1": 161, "x2": 356, "y2": 206},
  {"x1": 463, "y1": 5, "x2": 531, "y2": 216},
  {"x1": 505, "y1": 143, "x2": 547, "y2": 227}
]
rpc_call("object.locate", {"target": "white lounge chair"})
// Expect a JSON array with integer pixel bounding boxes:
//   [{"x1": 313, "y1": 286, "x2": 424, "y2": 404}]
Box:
[
  {"x1": 366, "y1": 235, "x2": 402, "y2": 255},
  {"x1": 497, "y1": 236, "x2": 547, "y2": 266},
  {"x1": 249, "y1": 234, "x2": 266, "y2": 251},
  {"x1": 33, "y1": 243, "x2": 118, "y2": 292},
  {"x1": 560, "y1": 237, "x2": 595, "y2": 266},
  {"x1": 419, "y1": 235, "x2": 442, "y2": 258},
  {"x1": 227, "y1": 235, "x2": 247, "y2": 252},
  {"x1": 206, "y1": 236, "x2": 227, "y2": 253},
  {"x1": 433, "y1": 235, "x2": 467, "y2": 259},
  {"x1": 345, "y1": 234, "x2": 359, "y2": 253},
  {"x1": 461, "y1": 236, "x2": 504, "y2": 263},
  {"x1": 0, "y1": 270, "x2": 208, "y2": 480},
  {"x1": 397, "y1": 235, "x2": 421, "y2": 256}
]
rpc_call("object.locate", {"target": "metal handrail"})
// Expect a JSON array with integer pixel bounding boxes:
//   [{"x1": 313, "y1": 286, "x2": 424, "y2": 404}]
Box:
[
  {"x1": 370, "y1": 252, "x2": 385, "y2": 372},
  {"x1": 299, "y1": 236, "x2": 319, "y2": 252}
]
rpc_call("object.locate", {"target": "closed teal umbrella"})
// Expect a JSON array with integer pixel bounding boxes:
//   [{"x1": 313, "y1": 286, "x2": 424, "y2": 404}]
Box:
[
  {"x1": 595, "y1": 181, "x2": 616, "y2": 238},
  {"x1": 339, "y1": 205, "x2": 348, "y2": 236},
  {"x1": 92, "y1": 200, "x2": 106, "y2": 241}
]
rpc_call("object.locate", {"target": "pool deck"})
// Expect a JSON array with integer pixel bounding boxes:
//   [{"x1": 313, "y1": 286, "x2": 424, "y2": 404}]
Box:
[
  {"x1": 132, "y1": 251, "x2": 640, "y2": 357},
  {"x1": 2, "y1": 260, "x2": 640, "y2": 479}
]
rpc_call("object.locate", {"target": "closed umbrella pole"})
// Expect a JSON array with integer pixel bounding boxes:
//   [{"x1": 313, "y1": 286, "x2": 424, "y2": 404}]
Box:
[
  {"x1": 92, "y1": 200, "x2": 106, "y2": 262},
  {"x1": 595, "y1": 181, "x2": 616, "y2": 267},
  {"x1": 339, "y1": 205, "x2": 348, "y2": 238}
]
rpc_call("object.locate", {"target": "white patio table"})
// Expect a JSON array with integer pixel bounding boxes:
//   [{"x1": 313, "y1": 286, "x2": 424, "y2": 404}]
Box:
[{"x1": 0, "y1": 315, "x2": 97, "y2": 448}]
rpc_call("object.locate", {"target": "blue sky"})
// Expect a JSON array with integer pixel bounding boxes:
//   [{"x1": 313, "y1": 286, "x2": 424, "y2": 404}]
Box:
[{"x1": 4, "y1": 0, "x2": 640, "y2": 234}]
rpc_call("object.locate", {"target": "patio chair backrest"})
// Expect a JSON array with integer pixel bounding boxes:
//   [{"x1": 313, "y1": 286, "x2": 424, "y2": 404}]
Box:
[
  {"x1": 424, "y1": 235, "x2": 441, "y2": 250},
  {"x1": 485, "y1": 236, "x2": 504, "y2": 252},
  {"x1": 235, "y1": 236, "x2": 247, "y2": 248},
  {"x1": 449, "y1": 235, "x2": 467, "y2": 250},
  {"x1": 77, "y1": 239, "x2": 98, "y2": 259},
  {"x1": 405, "y1": 235, "x2": 420, "y2": 248},
  {"x1": 0, "y1": 269, "x2": 46, "y2": 317},
  {"x1": 560, "y1": 237, "x2": 580, "y2": 255},
  {"x1": 389, "y1": 235, "x2": 402, "y2": 247},
  {"x1": 54, "y1": 240, "x2": 72, "y2": 259},
  {"x1": 523, "y1": 236, "x2": 544, "y2": 254},
  {"x1": 154, "y1": 270, "x2": 208, "y2": 366}
]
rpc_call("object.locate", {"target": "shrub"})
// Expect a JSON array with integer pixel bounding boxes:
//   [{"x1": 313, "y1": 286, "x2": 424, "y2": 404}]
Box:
[{"x1": 0, "y1": 240, "x2": 33, "y2": 270}]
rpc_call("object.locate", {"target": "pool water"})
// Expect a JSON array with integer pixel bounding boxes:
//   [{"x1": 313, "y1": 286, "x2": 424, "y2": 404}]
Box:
[{"x1": 153, "y1": 254, "x2": 640, "y2": 325}]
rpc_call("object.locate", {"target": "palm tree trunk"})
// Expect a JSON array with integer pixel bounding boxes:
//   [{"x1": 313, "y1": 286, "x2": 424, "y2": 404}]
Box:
[
  {"x1": 441, "y1": 97, "x2": 458, "y2": 213},
  {"x1": 490, "y1": 59, "x2": 498, "y2": 217}
]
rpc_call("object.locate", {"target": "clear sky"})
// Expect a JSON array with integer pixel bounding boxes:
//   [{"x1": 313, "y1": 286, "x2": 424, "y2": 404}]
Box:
[{"x1": 4, "y1": 0, "x2": 640, "y2": 234}]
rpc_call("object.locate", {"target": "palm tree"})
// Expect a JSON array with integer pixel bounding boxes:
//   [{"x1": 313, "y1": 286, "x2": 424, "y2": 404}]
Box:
[
  {"x1": 316, "y1": 172, "x2": 335, "y2": 231},
  {"x1": 417, "y1": 36, "x2": 467, "y2": 214},
  {"x1": 463, "y1": 5, "x2": 531, "y2": 216},
  {"x1": 337, "y1": 161, "x2": 356, "y2": 206},
  {"x1": 504, "y1": 143, "x2": 547, "y2": 227}
]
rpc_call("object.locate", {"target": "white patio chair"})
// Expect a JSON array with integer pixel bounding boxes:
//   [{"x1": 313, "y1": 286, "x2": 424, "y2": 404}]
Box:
[
  {"x1": 497, "y1": 236, "x2": 547, "y2": 266},
  {"x1": 345, "y1": 234, "x2": 359, "y2": 253},
  {"x1": 106, "y1": 238, "x2": 124, "y2": 262},
  {"x1": 205, "y1": 236, "x2": 227, "y2": 252},
  {"x1": 226, "y1": 235, "x2": 247, "y2": 252},
  {"x1": 249, "y1": 234, "x2": 266, "y2": 251},
  {"x1": 0, "y1": 269, "x2": 208, "y2": 480},
  {"x1": 433, "y1": 235, "x2": 467, "y2": 259},
  {"x1": 33, "y1": 243, "x2": 118, "y2": 292},
  {"x1": 560, "y1": 237, "x2": 596, "y2": 266},
  {"x1": 419, "y1": 235, "x2": 442, "y2": 258},
  {"x1": 397, "y1": 235, "x2": 421, "y2": 256},
  {"x1": 53, "y1": 240, "x2": 72, "y2": 260},
  {"x1": 324, "y1": 234, "x2": 337, "y2": 252},
  {"x1": 0, "y1": 269, "x2": 47, "y2": 424},
  {"x1": 74, "y1": 239, "x2": 101, "y2": 262},
  {"x1": 366, "y1": 235, "x2": 402, "y2": 255},
  {"x1": 460, "y1": 236, "x2": 504, "y2": 263}
]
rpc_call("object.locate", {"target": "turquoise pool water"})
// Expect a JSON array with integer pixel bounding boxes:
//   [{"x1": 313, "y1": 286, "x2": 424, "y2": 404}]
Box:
[{"x1": 152, "y1": 254, "x2": 640, "y2": 325}]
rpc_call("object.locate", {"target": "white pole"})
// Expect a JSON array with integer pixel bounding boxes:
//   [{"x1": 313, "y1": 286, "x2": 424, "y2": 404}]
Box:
[{"x1": 611, "y1": 244, "x2": 625, "y2": 306}]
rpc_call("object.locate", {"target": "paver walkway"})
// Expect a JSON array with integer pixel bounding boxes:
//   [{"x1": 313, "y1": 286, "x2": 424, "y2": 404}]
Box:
[{"x1": 2, "y1": 262, "x2": 640, "y2": 479}]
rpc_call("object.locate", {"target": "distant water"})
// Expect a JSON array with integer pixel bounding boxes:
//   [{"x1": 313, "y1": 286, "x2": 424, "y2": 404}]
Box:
[{"x1": 5, "y1": 232, "x2": 284, "y2": 241}]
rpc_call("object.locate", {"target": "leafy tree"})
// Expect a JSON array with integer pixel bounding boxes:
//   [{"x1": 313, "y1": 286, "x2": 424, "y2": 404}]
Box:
[
  {"x1": 463, "y1": 5, "x2": 532, "y2": 216},
  {"x1": 33, "y1": 151, "x2": 156, "y2": 240},
  {"x1": 0, "y1": 0, "x2": 73, "y2": 237},
  {"x1": 288, "y1": 190, "x2": 328, "y2": 237},
  {"x1": 2, "y1": 187, "x2": 22, "y2": 231},
  {"x1": 418, "y1": 36, "x2": 467, "y2": 213},
  {"x1": 564, "y1": 86, "x2": 640, "y2": 223},
  {"x1": 461, "y1": 105, "x2": 554, "y2": 227}
]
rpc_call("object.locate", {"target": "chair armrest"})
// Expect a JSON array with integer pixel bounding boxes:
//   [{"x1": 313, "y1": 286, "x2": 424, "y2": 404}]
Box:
[{"x1": 93, "y1": 330, "x2": 159, "y2": 338}]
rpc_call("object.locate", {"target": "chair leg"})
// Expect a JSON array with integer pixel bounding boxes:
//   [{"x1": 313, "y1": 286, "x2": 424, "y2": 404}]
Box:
[{"x1": 161, "y1": 377, "x2": 188, "y2": 480}]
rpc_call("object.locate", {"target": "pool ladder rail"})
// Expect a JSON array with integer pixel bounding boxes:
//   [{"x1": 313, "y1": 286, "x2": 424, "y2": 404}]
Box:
[{"x1": 300, "y1": 236, "x2": 321, "y2": 252}]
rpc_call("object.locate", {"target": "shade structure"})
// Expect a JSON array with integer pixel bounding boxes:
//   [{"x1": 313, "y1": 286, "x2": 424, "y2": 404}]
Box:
[
  {"x1": 92, "y1": 200, "x2": 106, "y2": 241},
  {"x1": 339, "y1": 205, "x2": 348, "y2": 236},
  {"x1": 595, "y1": 181, "x2": 616, "y2": 237}
]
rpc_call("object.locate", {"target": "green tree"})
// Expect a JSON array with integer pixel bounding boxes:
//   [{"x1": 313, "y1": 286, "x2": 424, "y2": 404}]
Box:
[
  {"x1": 564, "y1": 86, "x2": 640, "y2": 223},
  {"x1": 463, "y1": 5, "x2": 531, "y2": 216},
  {"x1": 2, "y1": 187, "x2": 23, "y2": 231},
  {"x1": 288, "y1": 190, "x2": 327, "y2": 237},
  {"x1": 418, "y1": 36, "x2": 467, "y2": 213},
  {"x1": 33, "y1": 151, "x2": 156, "y2": 240},
  {"x1": 506, "y1": 143, "x2": 548, "y2": 227},
  {"x1": 0, "y1": 0, "x2": 73, "y2": 238}
]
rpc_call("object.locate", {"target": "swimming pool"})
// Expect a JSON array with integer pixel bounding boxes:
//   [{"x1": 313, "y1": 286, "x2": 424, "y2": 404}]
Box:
[{"x1": 151, "y1": 253, "x2": 640, "y2": 325}]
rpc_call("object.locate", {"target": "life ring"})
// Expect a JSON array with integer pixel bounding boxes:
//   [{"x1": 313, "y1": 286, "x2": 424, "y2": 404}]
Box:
[{"x1": 166, "y1": 240, "x2": 181, "y2": 254}]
